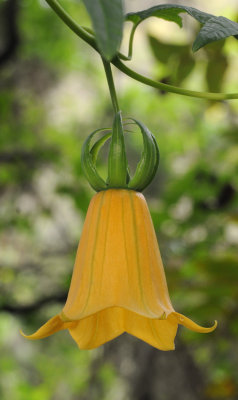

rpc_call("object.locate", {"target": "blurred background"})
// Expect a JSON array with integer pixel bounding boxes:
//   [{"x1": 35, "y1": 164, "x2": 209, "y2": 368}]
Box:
[{"x1": 0, "y1": 0, "x2": 238, "y2": 399}]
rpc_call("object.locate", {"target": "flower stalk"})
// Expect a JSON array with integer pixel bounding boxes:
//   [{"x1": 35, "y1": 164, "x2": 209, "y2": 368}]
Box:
[{"x1": 102, "y1": 59, "x2": 120, "y2": 113}]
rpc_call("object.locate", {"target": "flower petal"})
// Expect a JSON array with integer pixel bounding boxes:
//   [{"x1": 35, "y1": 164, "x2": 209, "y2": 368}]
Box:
[
  {"x1": 68, "y1": 307, "x2": 124, "y2": 349},
  {"x1": 63, "y1": 190, "x2": 174, "y2": 321},
  {"x1": 169, "y1": 312, "x2": 217, "y2": 333},
  {"x1": 125, "y1": 310, "x2": 177, "y2": 350},
  {"x1": 20, "y1": 315, "x2": 76, "y2": 340},
  {"x1": 20, "y1": 189, "x2": 217, "y2": 350},
  {"x1": 67, "y1": 307, "x2": 177, "y2": 350}
]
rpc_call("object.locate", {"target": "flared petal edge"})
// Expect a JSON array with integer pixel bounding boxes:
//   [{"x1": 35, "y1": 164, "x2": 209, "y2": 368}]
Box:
[
  {"x1": 20, "y1": 315, "x2": 76, "y2": 340},
  {"x1": 66, "y1": 307, "x2": 178, "y2": 351},
  {"x1": 20, "y1": 308, "x2": 217, "y2": 350},
  {"x1": 169, "y1": 312, "x2": 217, "y2": 333}
]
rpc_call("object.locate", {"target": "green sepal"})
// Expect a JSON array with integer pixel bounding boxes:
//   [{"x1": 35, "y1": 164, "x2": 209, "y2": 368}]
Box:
[
  {"x1": 149, "y1": 134, "x2": 160, "y2": 186},
  {"x1": 128, "y1": 119, "x2": 159, "y2": 191},
  {"x1": 81, "y1": 128, "x2": 108, "y2": 192},
  {"x1": 107, "y1": 111, "x2": 128, "y2": 188},
  {"x1": 82, "y1": 115, "x2": 159, "y2": 193},
  {"x1": 90, "y1": 130, "x2": 111, "y2": 164}
]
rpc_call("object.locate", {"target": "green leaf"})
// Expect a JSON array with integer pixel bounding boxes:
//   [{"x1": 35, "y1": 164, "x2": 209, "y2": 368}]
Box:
[
  {"x1": 126, "y1": 4, "x2": 213, "y2": 27},
  {"x1": 148, "y1": 35, "x2": 190, "y2": 62},
  {"x1": 206, "y1": 54, "x2": 228, "y2": 93},
  {"x1": 203, "y1": 40, "x2": 228, "y2": 93},
  {"x1": 148, "y1": 35, "x2": 188, "y2": 64},
  {"x1": 126, "y1": 4, "x2": 238, "y2": 52},
  {"x1": 175, "y1": 54, "x2": 195, "y2": 84},
  {"x1": 148, "y1": 36, "x2": 195, "y2": 84},
  {"x1": 193, "y1": 16, "x2": 238, "y2": 51},
  {"x1": 82, "y1": 0, "x2": 124, "y2": 60}
]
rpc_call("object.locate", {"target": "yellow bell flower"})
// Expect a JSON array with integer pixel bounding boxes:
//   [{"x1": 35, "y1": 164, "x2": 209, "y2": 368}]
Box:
[{"x1": 21, "y1": 189, "x2": 216, "y2": 350}]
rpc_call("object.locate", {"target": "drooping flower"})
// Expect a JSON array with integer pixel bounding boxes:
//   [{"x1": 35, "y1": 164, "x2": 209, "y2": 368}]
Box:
[
  {"x1": 21, "y1": 189, "x2": 216, "y2": 350},
  {"x1": 21, "y1": 112, "x2": 217, "y2": 349}
]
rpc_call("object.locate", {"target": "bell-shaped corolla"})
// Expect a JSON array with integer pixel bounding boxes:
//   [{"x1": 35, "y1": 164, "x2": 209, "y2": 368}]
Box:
[{"x1": 21, "y1": 189, "x2": 216, "y2": 350}]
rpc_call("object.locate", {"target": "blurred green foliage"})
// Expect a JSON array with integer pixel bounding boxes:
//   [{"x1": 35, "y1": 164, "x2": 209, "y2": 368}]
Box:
[{"x1": 0, "y1": 1, "x2": 238, "y2": 400}]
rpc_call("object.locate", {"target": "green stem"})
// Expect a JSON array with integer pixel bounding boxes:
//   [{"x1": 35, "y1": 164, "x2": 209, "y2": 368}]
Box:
[
  {"x1": 45, "y1": 0, "x2": 238, "y2": 101},
  {"x1": 44, "y1": 0, "x2": 97, "y2": 50},
  {"x1": 128, "y1": 23, "x2": 138, "y2": 60},
  {"x1": 118, "y1": 22, "x2": 138, "y2": 61},
  {"x1": 113, "y1": 57, "x2": 238, "y2": 101},
  {"x1": 102, "y1": 59, "x2": 120, "y2": 113}
]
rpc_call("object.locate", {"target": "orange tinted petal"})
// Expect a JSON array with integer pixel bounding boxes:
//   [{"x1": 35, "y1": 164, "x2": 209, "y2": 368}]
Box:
[
  {"x1": 63, "y1": 190, "x2": 174, "y2": 321},
  {"x1": 169, "y1": 312, "x2": 217, "y2": 333},
  {"x1": 67, "y1": 307, "x2": 177, "y2": 350},
  {"x1": 124, "y1": 310, "x2": 177, "y2": 350},
  {"x1": 68, "y1": 307, "x2": 124, "y2": 349},
  {"x1": 21, "y1": 189, "x2": 217, "y2": 349},
  {"x1": 20, "y1": 315, "x2": 76, "y2": 340}
]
